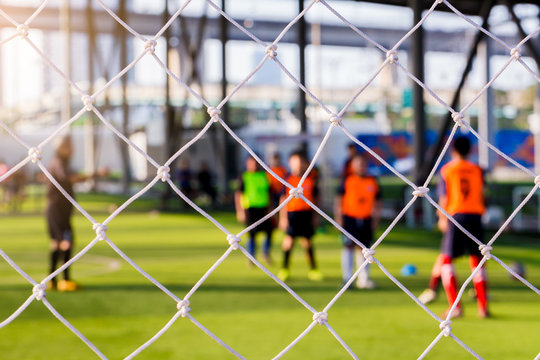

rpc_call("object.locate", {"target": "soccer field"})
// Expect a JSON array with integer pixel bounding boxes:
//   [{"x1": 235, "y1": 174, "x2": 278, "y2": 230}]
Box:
[{"x1": 1, "y1": 208, "x2": 539, "y2": 359}]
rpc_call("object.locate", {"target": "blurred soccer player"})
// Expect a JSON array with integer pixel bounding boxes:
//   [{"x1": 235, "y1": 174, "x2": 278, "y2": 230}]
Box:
[
  {"x1": 175, "y1": 159, "x2": 195, "y2": 200},
  {"x1": 4, "y1": 166, "x2": 27, "y2": 214},
  {"x1": 46, "y1": 136, "x2": 78, "y2": 291},
  {"x1": 235, "y1": 156, "x2": 273, "y2": 263},
  {"x1": 46, "y1": 136, "x2": 107, "y2": 291},
  {"x1": 437, "y1": 136, "x2": 489, "y2": 318},
  {"x1": 268, "y1": 153, "x2": 286, "y2": 209},
  {"x1": 342, "y1": 142, "x2": 358, "y2": 178},
  {"x1": 196, "y1": 161, "x2": 217, "y2": 205},
  {"x1": 334, "y1": 154, "x2": 381, "y2": 289},
  {"x1": 278, "y1": 151, "x2": 322, "y2": 281},
  {"x1": 418, "y1": 254, "x2": 444, "y2": 304}
]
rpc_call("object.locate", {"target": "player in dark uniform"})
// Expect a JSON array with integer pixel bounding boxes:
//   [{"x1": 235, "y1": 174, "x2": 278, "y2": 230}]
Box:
[
  {"x1": 46, "y1": 136, "x2": 79, "y2": 291},
  {"x1": 334, "y1": 154, "x2": 381, "y2": 289},
  {"x1": 235, "y1": 156, "x2": 273, "y2": 263},
  {"x1": 342, "y1": 142, "x2": 358, "y2": 178},
  {"x1": 277, "y1": 151, "x2": 322, "y2": 282},
  {"x1": 437, "y1": 136, "x2": 489, "y2": 318},
  {"x1": 46, "y1": 136, "x2": 106, "y2": 291},
  {"x1": 196, "y1": 161, "x2": 217, "y2": 205}
]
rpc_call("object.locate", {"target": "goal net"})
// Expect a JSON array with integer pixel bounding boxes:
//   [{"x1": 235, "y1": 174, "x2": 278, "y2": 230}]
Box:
[{"x1": 1, "y1": 0, "x2": 539, "y2": 359}]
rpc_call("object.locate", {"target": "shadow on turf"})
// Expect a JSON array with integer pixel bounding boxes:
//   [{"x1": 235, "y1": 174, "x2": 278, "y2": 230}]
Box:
[{"x1": 0, "y1": 280, "x2": 436, "y2": 294}]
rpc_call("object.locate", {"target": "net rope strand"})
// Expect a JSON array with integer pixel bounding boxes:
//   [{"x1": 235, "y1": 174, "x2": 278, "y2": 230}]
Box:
[{"x1": 0, "y1": 0, "x2": 539, "y2": 359}]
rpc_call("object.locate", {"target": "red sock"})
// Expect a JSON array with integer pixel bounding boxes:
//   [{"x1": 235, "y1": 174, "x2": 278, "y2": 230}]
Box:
[
  {"x1": 470, "y1": 255, "x2": 488, "y2": 312},
  {"x1": 428, "y1": 254, "x2": 444, "y2": 290},
  {"x1": 440, "y1": 255, "x2": 459, "y2": 308}
]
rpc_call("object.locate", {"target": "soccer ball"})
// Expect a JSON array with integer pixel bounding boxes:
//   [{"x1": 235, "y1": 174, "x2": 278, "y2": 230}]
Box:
[{"x1": 401, "y1": 263, "x2": 417, "y2": 277}]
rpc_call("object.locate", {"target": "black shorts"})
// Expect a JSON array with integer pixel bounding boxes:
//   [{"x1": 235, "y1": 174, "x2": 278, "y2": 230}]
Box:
[
  {"x1": 270, "y1": 192, "x2": 281, "y2": 208},
  {"x1": 342, "y1": 216, "x2": 373, "y2": 248},
  {"x1": 246, "y1": 207, "x2": 272, "y2": 235},
  {"x1": 286, "y1": 210, "x2": 314, "y2": 238},
  {"x1": 442, "y1": 213, "x2": 483, "y2": 258},
  {"x1": 46, "y1": 207, "x2": 73, "y2": 242}
]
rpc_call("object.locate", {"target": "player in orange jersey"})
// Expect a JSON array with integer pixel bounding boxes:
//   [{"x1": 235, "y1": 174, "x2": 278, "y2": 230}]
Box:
[
  {"x1": 277, "y1": 151, "x2": 322, "y2": 281},
  {"x1": 334, "y1": 154, "x2": 381, "y2": 289},
  {"x1": 436, "y1": 136, "x2": 489, "y2": 318}
]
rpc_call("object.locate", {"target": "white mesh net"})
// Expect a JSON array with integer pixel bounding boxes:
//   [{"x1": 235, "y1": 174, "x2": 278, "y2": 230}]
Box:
[{"x1": 1, "y1": 0, "x2": 540, "y2": 359}]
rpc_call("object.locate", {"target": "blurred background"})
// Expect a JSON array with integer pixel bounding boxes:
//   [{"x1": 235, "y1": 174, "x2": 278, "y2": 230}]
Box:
[{"x1": 0, "y1": 0, "x2": 539, "y2": 229}]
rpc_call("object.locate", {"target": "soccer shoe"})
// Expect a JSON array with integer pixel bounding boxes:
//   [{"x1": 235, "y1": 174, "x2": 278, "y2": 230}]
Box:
[
  {"x1": 478, "y1": 308, "x2": 490, "y2": 319},
  {"x1": 418, "y1": 288, "x2": 437, "y2": 304},
  {"x1": 441, "y1": 306, "x2": 463, "y2": 319},
  {"x1": 263, "y1": 253, "x2": 273, "y2": 266},
  {"x1": 356, "y1": 279, "x2": 376, "y2": 290},
  {"x1": 57, "y1": 280, "x2": 79, "y2": 292},
  {"x1": 308, "y1": 269, "x2": 323, "y2": 281},
  {"x1": 277, "y1": 269, "x2": 290, "y2": 282},
  {"x1": 47, "y1": 280, "x2": 57, "y2": 291},
  {"x1": 468, "y1": 288, "x2": 477, "y2": 301}
]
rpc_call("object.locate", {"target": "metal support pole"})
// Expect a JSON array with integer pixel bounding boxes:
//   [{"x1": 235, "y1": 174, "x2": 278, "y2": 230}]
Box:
[
  {"x1": 409, "y1": 0, "x2": 425, "y2": 184},
  {"x1": 220, "y1": 0, "x2": 236, "y2": 196},
  {"x1": 164, "y1": 0, "x2": 174, "y2": 162},
  {"x1": 478, "y1": 37, "x2": 495, "y2": 170},
  {"x1": 536, "y1": 11, "x2": 540, "y2": 230},
  {"x1": 85, "y1": 0, "x2": 96, "y2": 185},
  {"x1": 159, "y1": 0, "x2": 176, "y2": 209},
  {"x1": 61, "y1": 0, "x2": 71, "y2": 124},
  {"x1": 297, "y1": 0, "x2": 308, "y2": 154},
  {"x1": 220, "y1": 0, "x2": 228, "y2": 149},
  {"x1": 118, "y1": 0, "x2": 131, "y2": 194},
  {"x1": 420, "y1": 0, "x2": 494, "y2": 181},
  {"x1": 535, "y1": 33, "x2": 540, "y2": 175},
  {"x1": 506, "y1": 1, "x2": 540, "y2": 68}
]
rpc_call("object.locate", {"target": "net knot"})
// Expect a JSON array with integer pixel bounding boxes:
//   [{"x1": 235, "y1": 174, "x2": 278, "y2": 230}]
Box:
[
  {"x1": 207, "y1": 107, "x2": 221, "y2": 122},
  {"x1": 28, "y1": 147, "x2": 42, "y2": 163},
  {"x1": 32, "y1": 283, "x2": 46, "y2": 301},
  {"x1": 451, "y1": 112, "x2": 465, "y2": 127},
  {"x1": 439, "y1": 320, "x2": 452, "y2": 336},
  {"x1": 386, "y1": 50, "x2": 398, "y2": 64},
  {"x1": 145, "y1": 39, "x2": 157, "y2": 53},
  {"x1": 289, "y1": 187, "x2": 303, "y2": 198},
  {"x1": 412, "y1": 186, "x2": 429, "y2": 197},
  {"x1": 82, "y1": 95, "x2": 95, "y2": 111},
  {"x1": 510, "y1": 47, "x2": 521, "y2": 61},
  {"x1": 362, "y1": 248, "x2": 376, "y2": 263},
  {"x1": 479, "y1": 244, "x2": 492, "y2": 259},
  {"x1": 157, "y1": 166, "x2": 170, "y2": 182},
  {"x1": 177, "y1": 300, "x2": 191, "y2": 317},
  {"x1": 534, "y1": 175, "x2": 540, "y2": 186},
  {"x1": 17, "y1": 24, "x2": 29, "y2": 38},
  {"x1": 329, "y1": 114, "x2": 342, "y2": 126},
  {"x1": 227, "y1": 234, "x2": 241, "y2": 250},
  {"x1": 313, "y1": 312, "x2": 328, "y2": 325},
  {"x1": 93, "y1": 223, "x2": 108, "y2": 241},
  {"x1": 266, "y1": 44, "x2": 278, "y2": 58}
]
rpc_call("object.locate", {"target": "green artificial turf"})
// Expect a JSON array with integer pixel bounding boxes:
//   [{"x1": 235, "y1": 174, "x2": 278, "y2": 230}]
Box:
[{"x1": 0, "y1": 206, "x2": 539, "y2": 359}]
